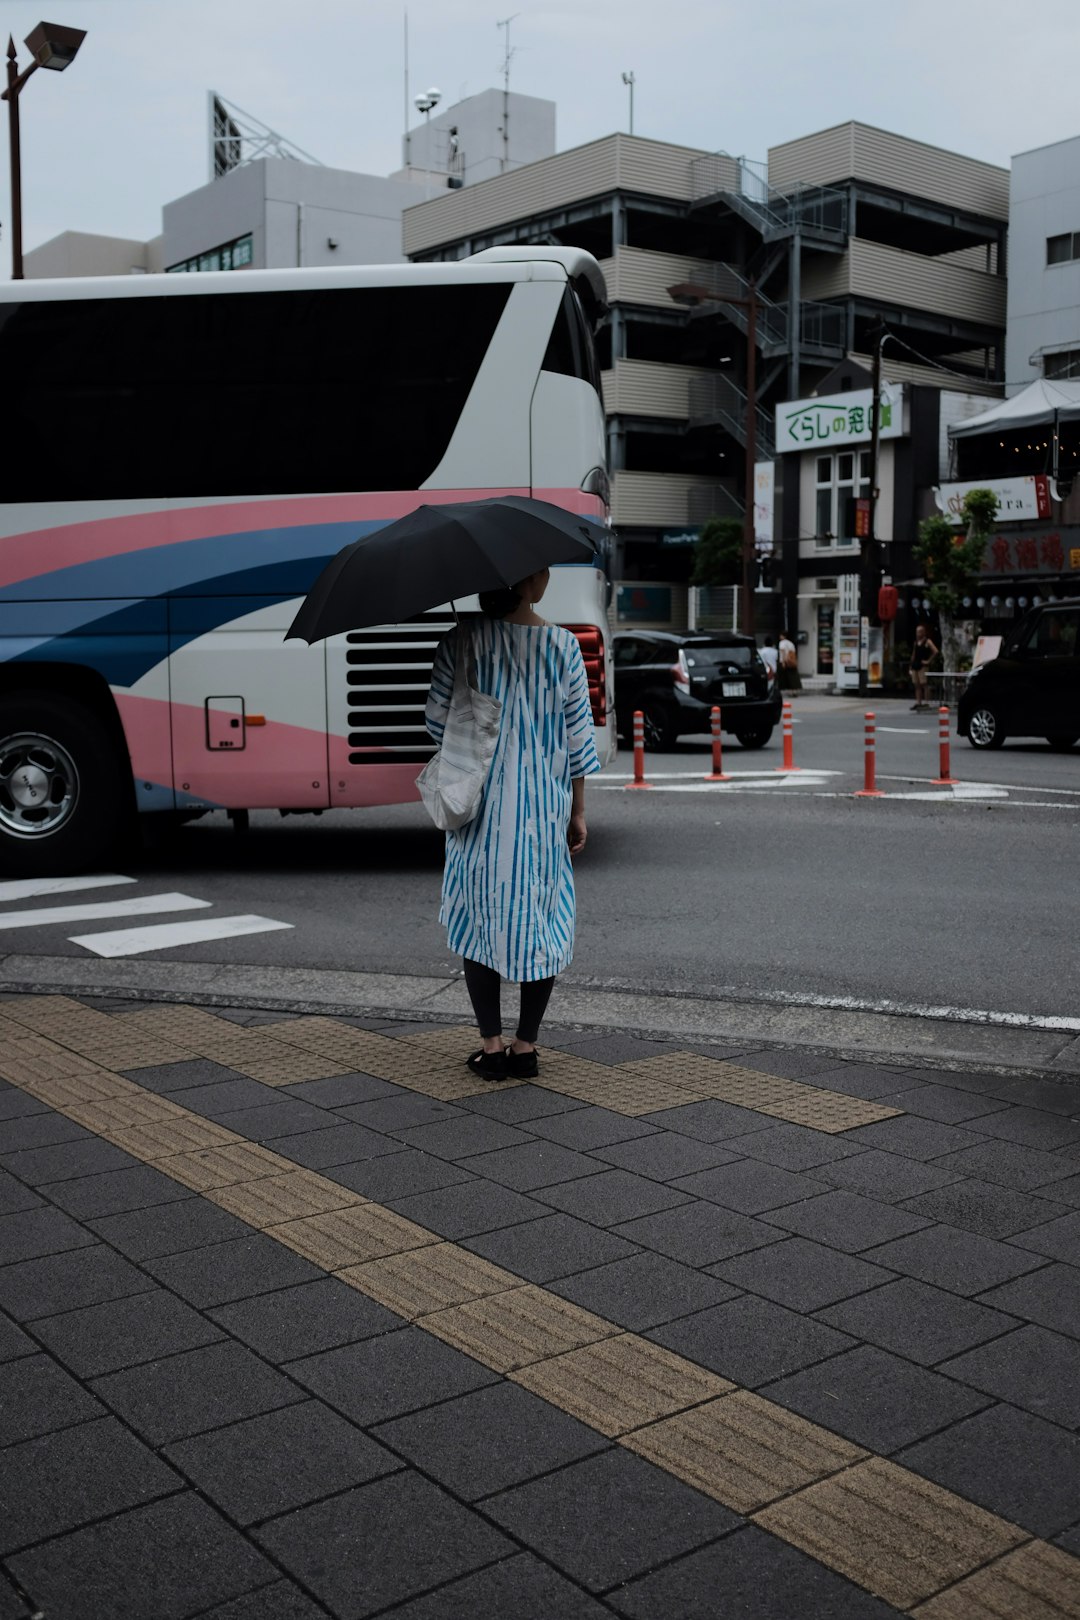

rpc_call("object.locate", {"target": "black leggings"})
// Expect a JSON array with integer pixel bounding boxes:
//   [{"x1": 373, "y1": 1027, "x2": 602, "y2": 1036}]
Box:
[{"x1": 462, "y1": 957, "x2": 556, "y2": 1043}]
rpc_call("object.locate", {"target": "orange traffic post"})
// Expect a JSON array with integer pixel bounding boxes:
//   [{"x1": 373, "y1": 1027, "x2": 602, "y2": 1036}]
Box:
[
  {"x1": 854, "y1": 710, "x2": 884, "y2": 798},
  {"x1": 704, "y1": 704, "x2": 729, "y2": 781},
  {"x1": 776, "y1": 696, "x2": 800, "y2": 772},
  {"x1": 625, "y1": 708, "x2": 652, "y2": 789},
  {"x1": 932, "y1": 705, "x2": 958, "y2": 785}
]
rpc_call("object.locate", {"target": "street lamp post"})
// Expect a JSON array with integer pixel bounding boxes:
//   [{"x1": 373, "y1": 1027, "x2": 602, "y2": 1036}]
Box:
[
  {"x1": 3, "y1": 21, "x2": 86, "y2": 280},
  {"x1": 413, "y1": 87, "x2": 441, "y2": 201},
  {"x1": 621, "y1": 71, "x2": 635, "y2": 135}
]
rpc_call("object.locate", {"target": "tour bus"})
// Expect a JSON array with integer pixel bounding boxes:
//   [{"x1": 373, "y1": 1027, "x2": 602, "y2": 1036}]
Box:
[{"x1": 0, "y1": 246, "x2": 613, "y2": 874}]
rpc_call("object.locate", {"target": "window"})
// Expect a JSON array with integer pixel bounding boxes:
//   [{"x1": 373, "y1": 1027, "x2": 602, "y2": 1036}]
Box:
[
  {"x1": 1046, "y1": 231, "x2": 1080, "y2": 266},
  {"x1": 167, "y1": 233, "x2": 254, "y2": 273},
  {"x1": 1025, "y1": 611, "x2": 1080, "y2": 656},
  {"x1": 542, "y1": 285, "x2": 603, "y2": 398},
  {"x1": 0, "y1": 282, "x2": 511, "y2": 501},
  {"x1": 1045, "y1": 348, "x2": 1080, "y2": 380},
  {"x1": 814, "y1": 450, "x2": 870, "y2": 547}
]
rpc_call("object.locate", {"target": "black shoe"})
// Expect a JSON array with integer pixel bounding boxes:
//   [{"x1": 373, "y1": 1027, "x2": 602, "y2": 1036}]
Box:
[
  {"x1": 466, "y1": 1048, "x2": 509, "y2": 1081},
  {"x1": 507, "y1": 1048, "x2": 539, "y2": 1079}
]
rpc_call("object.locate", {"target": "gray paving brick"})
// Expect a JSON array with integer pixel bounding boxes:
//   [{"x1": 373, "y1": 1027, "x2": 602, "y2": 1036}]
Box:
[
  {"x1": 458, "y1": 1083, "x2": 589, "y2": 1124},
  {"x1": 973, "y1": 1107, "x2": 1080, "y2": 1152},
  {"x1": 285, "y1": 1325, "x2": 499, "y2": 1427},
  {"x1": 672, "y1": 1159, "x2": 827, "y2": 1214},
  {"x1": 1043, "y1": 1171, "x2": 1080, "y2": 1208},
  {"x1": 0, "y1": 1138, "x2": 139, "y2": 1185},
  {"x1": 193, "y1": 1582, "x2": 327, "y2": 1620},
  {"x1": 1009, "y1": 1208, "x2": 1080, "y2": 1265},
  {"x1": 875, "y1": 1084, "x2": 1012, "y2": 1124},
  {"x1": 0, "y1": 1112, "x2": 90, "y2": 1153},
  {"x1": 456, "y1": 1140, "x2": 601, "y2": 1191},
  {"x1": 708, "y1": 1236, "x2": 896, "y2": 1312},
  {"x1": 611, "y1": 1523, "x2": 901, "y2": 1619},
  {"x1": 941, "y1": 1324, "x2": 1080, "y2": 1427},
  {"x1": 555, "y1": 1034, "x2": 682, "y2": 1064},
  {"x1": 484, "y1": 1447, "x2": 740, "y2": 1593},
  {"x1": 0, "y1": 1168, "x2": 42, "y2": 1216},
  {"x1": 0, "y1": 1205, "x2": 97, "y2": 1265},
  {"x1": 989, "y1": 1077, "x2": 1080, "y2": 1116},
  {"x1": 839, "y1": 1116, "x2": 989, "y2": 1161},
  {"x1": 0, "y1": 1416, "x2": 180, "y2": 1554},
  {"x1": 265, "y1": 1121, "x2": 399, "y2": 1170},
  {"x1": 977, "y1": 1263, "x2": 1080, "y2": 1339},
  {"x1": 762, "y1": 1189, "x2": 932, "y2": 1253},
  {"x1": 526, "y1": 1106, "x2": 659, "y2": 1150},
  {"x1": 210, "y1": 1278, "x2": 403, "y2": 1362},
  {"x1": 648, "y1": 1292, "x2": 855, "y2": 1387},
  {"x1": 638, "y1": 1098, "x2": 772, "y2": 1141},
  {"x1": 283, "y1": 1073, "x2": 401, "y2": 1108},
  {"x1": 254, "y1": 1472, "x2": 513, "y2": 1619},
  {"x1": 613, "y1": 1200, "x2": 780, "y2": 1267},
  {"x1": 387, "y1": 1179, "x2": 553, "y2": 1239},
  {"x1": 42, "y1": 1164, "x2": 195, "y2": 1219},
  {"x1": 898, "y1": 1403, "x2": 1080, "y2": 1537},
  {"x1": 0, "y1": 1312, "x2": 34, "y2": 1362},
  {"x1": 374, "y1": 1381, "x2": 609, "y2": 1500},
  {"x1": 538, "y1": 1169, "x2": 691, "y2": 1227},
  {"x1": 0, "y1": 1353, "x2": 105, "y2": 1445},
  {"x1": 762, "y1": 1343, "x2": 989, "y2": 1452},
  {"x1": 166, "y1": 1399, "x2": 399, "y2": 1524},
  {"x1": 124, "y1": 1057, "x2": 247, "y2": 1093},
  {"x1": 394, "y1": 1115, "x2": 537, "y2": 1159},
  {"x1": 900, "y1": 1178, "x2": 1070, "y2": 1240},
  {"x1": 143, "y1": 1234, "x2": 323, "y2": 1308},
  {"x1": 799, "y1": 1063, "x2": 913, "y2": 1100},
  {"x1": 550, "y1": 1250, "x2": 740, "y2": 1331},
  {"x1": 722, "y1": 1122, "x2": 866, "y2": 1171},
  {"x1": 88, "y1": 1199, "x2": 252, "y2": 1261},
  {"x1": 0, "y1": 1245, "x2": 153, "y2": 1321},
  {"x1": 0, "y1": 1090, "x2": 49, "y2": 1121},
  {"x1": 809, "y1": 1149, "x2": 960, "y2": 1204},
  {"x1": 338, "y1": 1095, "x2": 465, "y2": 1133},
  {"x1": 214, "y1": 1098, "x2": 336, "y2": 1141},
  {"x1": 1054, "y1": 1525, "x2": 1080, "y2": 1559},
  {"x1": 327, "y1": 1149, "x2": 474, "y2": 1202},
  {"x1": 815, "y1": 1277, "x2": 1019, "y2": 1365},
  {"x1": 7, "y1": 1491, "x2": 276, "y2": 1620},
  {"x1": 930, "y1": 1139, "x2": 1079, "y2": 1191},
  {"x1": 168, "y1": 1078, "x2": 282, "y2": 1117},
  {"x1": 92, "y1": 1339, "x2": 305, "y2": 1447},
  {"x1": 384, "y1": 1553, "x2": 612, "y2": 1620},
  {"x1": 32, "y1": 1288, "x2": 226, "y2": 1377},
  {"x1": 590, "y1": 1131, "x2": 744, "y2": 1182},
  {"x1": 863, "y1": 1223, "x2": 1048, "y2": 1296},
  {"x1": 741, "y1": 1051, "x2": 859, "y2": 1080},
  {"x1": 464, "y1": 1213, "x2": 639, "y2": 1283}
]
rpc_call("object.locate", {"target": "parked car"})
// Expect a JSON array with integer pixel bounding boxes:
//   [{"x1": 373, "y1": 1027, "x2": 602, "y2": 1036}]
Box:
[
  {"x1": 957, "y1": 598, "x2": 1080, "y2": 750},
  {"x1": 613, "y1": 630, "x2": 781, "y2": 749}
]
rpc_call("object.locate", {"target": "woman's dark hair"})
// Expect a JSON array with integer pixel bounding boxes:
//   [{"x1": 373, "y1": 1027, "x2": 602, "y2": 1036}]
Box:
[{"x1": 478, "y1": 586, "x2": 522, "y2": 618}]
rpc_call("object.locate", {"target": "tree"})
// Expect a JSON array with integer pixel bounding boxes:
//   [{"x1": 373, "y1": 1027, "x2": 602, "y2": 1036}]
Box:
[
  {"x1": 691, "y1": 516, "x2": 743, "y2": 588},
  {"x1": 914, "y1": 487, "x2": 999, "y2": 670}
]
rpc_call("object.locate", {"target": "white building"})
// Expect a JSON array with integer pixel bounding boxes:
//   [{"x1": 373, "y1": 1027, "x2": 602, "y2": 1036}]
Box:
[{"x1": 1005, "y1": 133, "x2": 1080, "y2": 390}]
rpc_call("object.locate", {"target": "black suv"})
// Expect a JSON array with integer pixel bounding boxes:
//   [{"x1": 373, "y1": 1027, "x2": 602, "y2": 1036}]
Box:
[
  {"x1": 613, "y1": 630, "x2": 780, "y2": 749},
  {"x1": 958, "y1": 598, "x2": 1080, "y2": 750}
]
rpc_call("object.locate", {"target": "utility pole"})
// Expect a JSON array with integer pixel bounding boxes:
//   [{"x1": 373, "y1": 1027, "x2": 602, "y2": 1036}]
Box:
[
  {"x1": 859, "y1": 325, "x2": 886, "y2": 696},
  {"x1": 496, "y1": 14, "x2": 518, "y2": 173},
  {"x1": 742, "y1": 281, "x2": 758, "y2": 637},
  {"x1": 621, "y1": 70, "x2": 635, "y2": 135}
]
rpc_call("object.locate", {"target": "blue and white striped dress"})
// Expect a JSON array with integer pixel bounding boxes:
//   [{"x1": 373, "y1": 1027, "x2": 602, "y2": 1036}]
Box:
[{"x1": 425, "y1": 618, "x2": 601, "y2": 981}]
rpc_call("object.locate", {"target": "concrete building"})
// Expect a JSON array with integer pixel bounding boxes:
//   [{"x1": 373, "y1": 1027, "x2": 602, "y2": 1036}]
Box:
[
  {"x1": 23, "y1": 230, "x2": 164, "y2": 278},
  {"x1": 1005, "y1": 133, "x2": 1080, "y2": 390}
]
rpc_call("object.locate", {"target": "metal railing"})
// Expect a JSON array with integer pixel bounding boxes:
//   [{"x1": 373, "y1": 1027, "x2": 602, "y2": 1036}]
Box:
[
  {"x1": 687, "y1": 375, "x2": 775, "y2": 457},
  {"x1": 690, "y1": 151, "x2": 849, "y2": 242}
]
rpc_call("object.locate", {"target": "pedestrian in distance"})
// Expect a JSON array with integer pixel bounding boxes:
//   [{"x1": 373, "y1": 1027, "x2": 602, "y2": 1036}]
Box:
[
  {"x1": 425, "y1": 568, "x2": 600, "y2": 1081},
  {"x1": 759, "y1": 635, "x2": 779, "y2": 686},
  {"x1": 778, "y1": 630, "x2": 802, "y2": 694},
  {"x1": 909, "y1": 623, "x2": 939, "y2": 710}
]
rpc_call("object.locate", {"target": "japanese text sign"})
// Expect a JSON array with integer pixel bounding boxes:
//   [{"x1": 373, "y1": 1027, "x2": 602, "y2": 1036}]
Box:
[{"x1": 775, "y1": 384, "x2": 904, "y2": 453}]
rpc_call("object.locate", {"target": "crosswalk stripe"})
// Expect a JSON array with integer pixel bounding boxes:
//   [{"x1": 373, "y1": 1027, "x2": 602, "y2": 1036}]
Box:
[
  {"x1": 0, "y1": 873, "x2": 137, "y2": 904},
  {"x1": 69, "y1": 914, "x2": 294, "y2": 958},
  {"x1": 0, "y1": 892, "x2": 210, "y2": 931}
]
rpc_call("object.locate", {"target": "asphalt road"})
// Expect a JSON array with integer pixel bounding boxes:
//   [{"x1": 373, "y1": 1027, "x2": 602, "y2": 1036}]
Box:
[{"x1": 3, "y1": 696, "x2": 1078, "y2": 1023}]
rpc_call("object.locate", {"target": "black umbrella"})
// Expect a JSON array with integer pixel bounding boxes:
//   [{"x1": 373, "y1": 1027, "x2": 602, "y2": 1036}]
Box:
[{"x1": 286, "y1": 495, "x2": 603, "y2": 643}]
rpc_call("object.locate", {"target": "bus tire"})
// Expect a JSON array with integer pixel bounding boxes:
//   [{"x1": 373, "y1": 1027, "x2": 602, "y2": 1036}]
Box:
[{"x1": 0, "y1": 689, "x2": 133, "y2": 876}]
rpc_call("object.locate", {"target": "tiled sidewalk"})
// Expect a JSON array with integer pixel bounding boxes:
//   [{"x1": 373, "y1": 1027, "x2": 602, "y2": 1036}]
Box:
[{"x1": 1, "y1": 996, "x2": 1080, "y2": 1618}]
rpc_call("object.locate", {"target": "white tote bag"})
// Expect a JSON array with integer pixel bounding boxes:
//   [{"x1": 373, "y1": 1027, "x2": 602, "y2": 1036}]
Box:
[{"x1": 417, "y1": 624, "x2": 502, "y2": 830}]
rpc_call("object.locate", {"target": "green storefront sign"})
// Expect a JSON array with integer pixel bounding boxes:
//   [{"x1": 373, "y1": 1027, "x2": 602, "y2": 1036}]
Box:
[{"x1": 775, "y1": 385, "x2": 904, "y2": 452}]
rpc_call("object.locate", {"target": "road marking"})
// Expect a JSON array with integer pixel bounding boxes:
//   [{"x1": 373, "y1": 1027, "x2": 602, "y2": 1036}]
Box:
[
  {"x1": 681, "y1": 983, "x2": 1080, "y2": 1035},
  {"x1": 69, "y1": 913, "x2": 294, "y2": 958},
  {"x1": 880, "y1": 774, "x2": 1080, "y2": 797},
  {"x1": 0, "y1": 892, "x2": 210, "y2": 931},
  {"x1": 876, "y1": 726, "x2": 932, "y2": 734},
  {"x1": 602, "y1": 768, "x2": 834, "y2": 780},
  {"x1": 0, "y1": 873, "x2": 137, "y2": 904}
]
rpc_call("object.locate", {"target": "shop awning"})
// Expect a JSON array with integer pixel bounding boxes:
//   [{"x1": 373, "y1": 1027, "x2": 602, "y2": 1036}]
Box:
[{"x1": 950, "y1": 378, "x2": 1080, "y2": 438}]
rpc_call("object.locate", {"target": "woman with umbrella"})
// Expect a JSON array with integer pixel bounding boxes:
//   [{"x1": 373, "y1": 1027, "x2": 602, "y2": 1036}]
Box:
[{"x1": 425, "y1": 567, "x2": 600, "y2": 1081}]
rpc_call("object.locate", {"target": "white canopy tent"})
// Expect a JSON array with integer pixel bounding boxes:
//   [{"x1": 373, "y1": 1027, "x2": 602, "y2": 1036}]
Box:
[{"x1": 950, "y1": 378, "x2": 1080, "y2": 438}]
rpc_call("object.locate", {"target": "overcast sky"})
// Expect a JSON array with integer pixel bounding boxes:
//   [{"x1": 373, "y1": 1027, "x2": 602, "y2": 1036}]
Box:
[{"x1": 3, "y1": 0, "x2": 1079, "y2": 267}]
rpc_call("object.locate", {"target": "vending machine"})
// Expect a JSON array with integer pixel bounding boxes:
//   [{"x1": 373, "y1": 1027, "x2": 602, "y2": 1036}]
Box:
[{"x1": 837, "y1": 612, "x2": 861, "y2": 691}]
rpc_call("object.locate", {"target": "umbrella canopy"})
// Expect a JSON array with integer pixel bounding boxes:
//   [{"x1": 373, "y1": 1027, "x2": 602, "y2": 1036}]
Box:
[{"x1": 286, "y1": 495, "x2": 603, "y2": 643}]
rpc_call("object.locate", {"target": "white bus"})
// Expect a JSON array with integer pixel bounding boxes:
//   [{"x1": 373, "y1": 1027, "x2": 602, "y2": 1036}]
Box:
[{"x1": 0, "y1": 246, "x2": 613, "y2": 873}]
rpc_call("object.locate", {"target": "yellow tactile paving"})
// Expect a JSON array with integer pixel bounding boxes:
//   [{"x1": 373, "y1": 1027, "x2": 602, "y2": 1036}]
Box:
[
  {"x1": 263, "y1": 1016, "x2": 500, "y2": 1101},
  {"x1": 622, "y1": 1390, "x2": 867, "y2": 1515},
  {"x1": 114, "y1": 1006, "x2": 350, "y2": 1085},
  {"x1": 753, "y1": 1457, "x2": 1029, "y2": 1612},
  {"x1": 423, "y1": 1283, "x2": 616, "y2": 1373},
  {"x1": 511, "y1": 1332, "x2": 733, "y2": 1436},
  {"x1": 0, "y1": 994, "x2": 192, "y2": 1070},
  {"x1": 339, "y1": 1243, "x2": 521, "y2": 1321},
  {"x1": 158, "y1": 1142, "x2": 294, "y2": 1191},
  {"x1": 104, "y1": 1115, "x2": 243, "y2": 1160},
  {"x1": 61, "y1": 1094, "x2": 188, "y2": 1132},
  {"x1": 207, "y1": 1170, "x2": 365, "y2": 1227},
  {"x1": 911, "y1": 1539, "x2": 1080, "y2": 1618},
  {"x1": 0, "y1": 1019, "x2": 139, "y2": 1095},
  {"x1": 272, "y1": 1204, "x2": 438, "y2": 1269},
  {"x1": 618, "y1": 1053, "x2": 904, "y2": 1132}
]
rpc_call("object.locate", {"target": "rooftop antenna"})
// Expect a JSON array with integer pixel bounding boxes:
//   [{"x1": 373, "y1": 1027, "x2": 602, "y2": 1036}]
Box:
[
  {"x1": 496, "y1": 14, "x2": 519, "y2": 173},
  {"x1": 403, "y1": 10, "x2": 410, "y2": 169}
]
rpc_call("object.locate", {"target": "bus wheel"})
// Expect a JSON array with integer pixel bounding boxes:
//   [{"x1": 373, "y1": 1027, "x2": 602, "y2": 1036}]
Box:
[{"x1": 0, "y1": 691, "x2": 132, "y2": 875}]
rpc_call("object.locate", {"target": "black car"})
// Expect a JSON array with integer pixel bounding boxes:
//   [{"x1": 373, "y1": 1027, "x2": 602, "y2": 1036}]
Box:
[
  {"x1": 958, "y1": 598, "x2": 1080, "y2": 750},
  {"x1": 613, "y1": 630, "x2": 780, "y2": 749}
]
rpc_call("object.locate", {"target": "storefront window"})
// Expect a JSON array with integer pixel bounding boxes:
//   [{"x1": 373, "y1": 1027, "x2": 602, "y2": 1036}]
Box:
[
  {"x1": 167, "y1": 233, "x2": 254, "y2": 274},
  {"x1": 814, "y1": 450, "x2": 870, "y2": 547}
]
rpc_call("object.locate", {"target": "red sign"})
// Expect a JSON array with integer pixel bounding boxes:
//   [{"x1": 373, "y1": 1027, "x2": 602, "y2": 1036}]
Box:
[
  {"x1": 854, "y1": 499, "x2": 871, "y2": 538},
  {"x1": 983, "y1": 527, "x2": 1078, "y2": 575}
]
